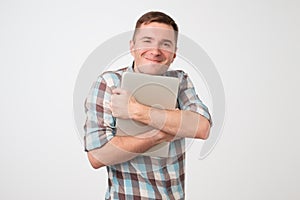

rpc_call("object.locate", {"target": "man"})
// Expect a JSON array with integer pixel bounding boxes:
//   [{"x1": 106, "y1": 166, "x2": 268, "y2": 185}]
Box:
[{"x1": 84, "y1": 11, "x2": 212, "y2": 200}]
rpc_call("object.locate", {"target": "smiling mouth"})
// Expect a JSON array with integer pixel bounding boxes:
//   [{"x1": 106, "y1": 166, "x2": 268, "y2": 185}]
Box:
[{"x1": 144, "y1": 57, "x2": 162, "y2": 63}]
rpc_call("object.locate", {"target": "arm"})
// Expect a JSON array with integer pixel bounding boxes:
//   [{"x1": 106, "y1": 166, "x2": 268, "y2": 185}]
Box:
[
  {"x1": 111, "y1": 88, "x2": 211, "y2": 140},
  {"x1": 133, "y1": 104, "x2": 210, "y2": 139},
  {"x1": 84, "y1": 75, "x2": 174, "y2": 169},
  {"x1": 87, "y1": 129, "x2": 174, "y2": 169}
]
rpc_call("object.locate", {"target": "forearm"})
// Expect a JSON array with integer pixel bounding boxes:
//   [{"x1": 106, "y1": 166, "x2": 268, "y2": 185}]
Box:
[
  {"x1": 132, "y1": 103, "x2": 210, "y2": 139},
  {"x1": 87, "y1": 129, "x2": 170, "y2": 169}
]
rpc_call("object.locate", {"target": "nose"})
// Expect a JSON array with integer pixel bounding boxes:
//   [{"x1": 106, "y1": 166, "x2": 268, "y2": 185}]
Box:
[{"x1": 149, "y1": 45, "x2": 162, "y2": 56}]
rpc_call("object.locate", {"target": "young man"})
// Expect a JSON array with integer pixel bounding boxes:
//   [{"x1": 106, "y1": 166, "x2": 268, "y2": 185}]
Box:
[{"x1": 84, "y1": 11, "x2": 212, "y2": 199}]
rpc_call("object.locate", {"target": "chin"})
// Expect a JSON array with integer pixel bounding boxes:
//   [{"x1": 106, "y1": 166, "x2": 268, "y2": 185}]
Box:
[{"x1": 140, "y1": 65, "x2": 169, "y2": 75}]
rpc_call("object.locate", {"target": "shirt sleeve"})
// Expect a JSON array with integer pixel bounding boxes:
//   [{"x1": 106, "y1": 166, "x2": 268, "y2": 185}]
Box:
[
  {"x1": 177, "y1": 71, "x2": 212, "y2": 125},
  {"x1": 84, "y1": 75, "x2": 116, "y2": 151}
]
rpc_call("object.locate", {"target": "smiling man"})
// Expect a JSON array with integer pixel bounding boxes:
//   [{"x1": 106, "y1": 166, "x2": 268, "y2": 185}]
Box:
[
  {"x1": 130, "y1": 22, "x2": 177, "y2": 75},
  {"x1": 84, "y1": 11, "x2": 212, "y2": 200}
]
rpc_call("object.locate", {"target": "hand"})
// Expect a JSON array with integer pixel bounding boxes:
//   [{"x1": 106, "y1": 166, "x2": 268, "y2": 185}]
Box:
[
  {"x1": 138, "y1": 129, "x2": 179, "y2": 143},
  {"x1": 110, "y1": 88, "x2": 137, "y2": 119}
]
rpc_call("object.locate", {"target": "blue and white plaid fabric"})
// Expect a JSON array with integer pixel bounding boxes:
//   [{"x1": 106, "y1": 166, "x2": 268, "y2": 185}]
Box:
[{"x1": 84, "y1": 64, "x2": 211, "y2": 199}]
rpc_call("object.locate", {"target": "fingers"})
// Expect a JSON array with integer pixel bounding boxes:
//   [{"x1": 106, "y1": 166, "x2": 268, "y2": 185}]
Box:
[{"x1": 112, "y1": 87, "x2": 127, "y2": 95}]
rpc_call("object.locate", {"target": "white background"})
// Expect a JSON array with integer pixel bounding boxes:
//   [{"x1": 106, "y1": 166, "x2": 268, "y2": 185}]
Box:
[{"x1": 1, "y1": 0, "x2": 299, "y2": 199}]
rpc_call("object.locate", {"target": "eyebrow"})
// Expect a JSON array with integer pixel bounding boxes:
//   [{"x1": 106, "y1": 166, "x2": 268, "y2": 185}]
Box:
[
  {"x1": 139, "y1": 36, "x2": 154, "y2": 41},
  {"x1": 161, "y1": 39, "x2": 173, "y2": 45}
]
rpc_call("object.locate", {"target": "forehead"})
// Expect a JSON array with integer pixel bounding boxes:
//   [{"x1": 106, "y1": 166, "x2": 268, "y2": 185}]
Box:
[{"x1": 135, "y1": 22, "x2": 176, "y2": 41}]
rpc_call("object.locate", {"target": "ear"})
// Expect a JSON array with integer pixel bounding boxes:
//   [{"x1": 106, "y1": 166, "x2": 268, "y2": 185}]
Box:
[
  {"x1": 129, "y1": 40, "x2": 135, "y2": 56},
  {"x1": 171, "y1": 47, "x2": 177, "y2": 63},
  {"x1": 170, "y1": 53, "x2": 176, "y2": 63}
]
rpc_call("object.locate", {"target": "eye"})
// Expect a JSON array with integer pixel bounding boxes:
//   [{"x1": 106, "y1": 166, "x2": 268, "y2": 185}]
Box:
[
  {"x1": 143, "y1": 40, "x2": 151, "y2": 43},
  {"x1": 162, "y1": 42, "x2": 171, "y2": 48}
]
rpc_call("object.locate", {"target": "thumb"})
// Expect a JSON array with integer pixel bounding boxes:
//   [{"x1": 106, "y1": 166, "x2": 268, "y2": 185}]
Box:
[{"x1": 112, "y1": 87, "x2": 127, "y2": 95}]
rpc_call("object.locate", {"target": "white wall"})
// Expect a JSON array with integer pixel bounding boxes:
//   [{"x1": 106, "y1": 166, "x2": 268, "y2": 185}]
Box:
[{"x1": 0, "y1": 0, "x2": 299, "y2": 199}]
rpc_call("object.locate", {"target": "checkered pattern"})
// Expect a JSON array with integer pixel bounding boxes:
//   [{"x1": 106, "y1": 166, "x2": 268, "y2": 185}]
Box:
[{"x1": 84, "y1": 64, "x2": 211, "y2": 199}]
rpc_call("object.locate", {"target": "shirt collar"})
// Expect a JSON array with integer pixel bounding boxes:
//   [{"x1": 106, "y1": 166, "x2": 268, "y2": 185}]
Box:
[
  {"x1": 126, "y1": 61, "x2": 172, "y2": 76},
  {"x1": 126, "y1": 61, "x2": 135, "y2": 72}
]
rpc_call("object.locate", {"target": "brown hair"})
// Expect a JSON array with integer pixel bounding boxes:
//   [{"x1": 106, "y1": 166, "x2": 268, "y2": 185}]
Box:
[{"x1": 133, "y1": 11, "x2": 179, "y2": 43}]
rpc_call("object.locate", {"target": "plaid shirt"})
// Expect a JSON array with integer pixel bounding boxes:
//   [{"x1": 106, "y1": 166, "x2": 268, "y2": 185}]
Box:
[{"x1": 84, "y1": 64, "x2": 211, "y2": 200}]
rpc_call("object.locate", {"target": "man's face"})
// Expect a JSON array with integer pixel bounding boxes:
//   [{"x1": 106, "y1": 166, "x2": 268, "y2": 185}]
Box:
[{"x1": 130, "y1": 22, "x2": 177, "y2": 75}]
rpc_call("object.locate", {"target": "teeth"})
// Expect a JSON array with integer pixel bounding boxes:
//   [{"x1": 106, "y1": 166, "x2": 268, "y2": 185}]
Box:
[{"x1": 145, "y1": 58, "x2": 161, "y2": 62}]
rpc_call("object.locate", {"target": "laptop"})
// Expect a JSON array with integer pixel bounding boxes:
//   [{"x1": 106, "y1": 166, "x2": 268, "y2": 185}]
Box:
[{"x1": 116, "y1": 72, "x2": 179, "y2": 157}]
